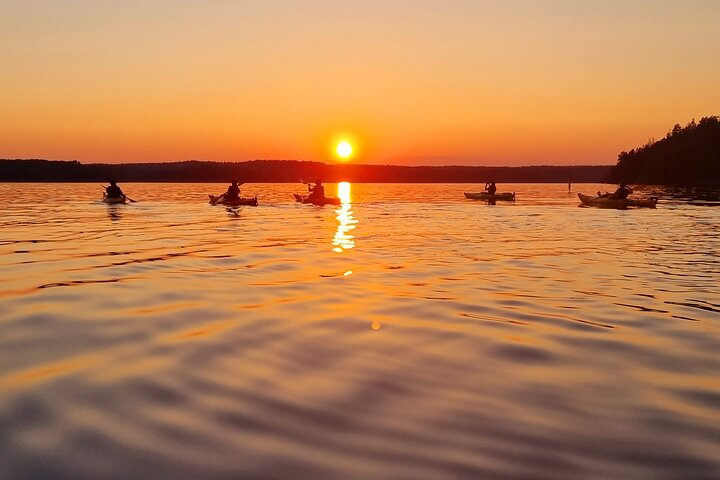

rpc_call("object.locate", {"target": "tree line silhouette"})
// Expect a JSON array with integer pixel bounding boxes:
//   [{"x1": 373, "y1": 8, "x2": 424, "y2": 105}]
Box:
[
  {"x1": 607, "y1": 116, "x2": 720, "y2": 186},
  {"x1": 0, "y1": 159, "x2": 611, "y2": 183}
]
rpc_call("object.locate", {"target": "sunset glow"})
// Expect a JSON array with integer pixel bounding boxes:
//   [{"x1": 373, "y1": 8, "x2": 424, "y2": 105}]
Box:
[
  {"x1": 1, "y1": 2, "x2": 718, "y2": 165},
  {"x1": 336, "y1": 141, "x2": 353, "y2": 160},
  {"x1": 1, "y1": 1, "x2": 719, "y2": 476}
]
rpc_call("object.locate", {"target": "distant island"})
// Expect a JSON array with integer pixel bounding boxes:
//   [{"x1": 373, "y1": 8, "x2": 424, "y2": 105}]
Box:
[
  {"x1": 0, "y1": 159, "x2": 611, "y2": 183},
  {"x1": 606, "y1": 116, "x2": 720, "y2": 186}
]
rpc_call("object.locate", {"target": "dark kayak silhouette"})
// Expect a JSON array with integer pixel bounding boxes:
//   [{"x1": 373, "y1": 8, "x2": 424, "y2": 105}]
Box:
[
  {"x1": 578, "y1": 193, "x2": 657, "y2": 208},
  {"x1": 293, "y1": 193, "x2": 341, "y2": 206},
  {"x1": 208, "y1": 195, "x2": 258, "y2": 206}
]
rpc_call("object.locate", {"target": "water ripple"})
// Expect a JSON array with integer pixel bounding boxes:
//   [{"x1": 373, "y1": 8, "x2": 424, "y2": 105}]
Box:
[{"x1": 1, "y1": 183, "x2": 719, "y2": 479}]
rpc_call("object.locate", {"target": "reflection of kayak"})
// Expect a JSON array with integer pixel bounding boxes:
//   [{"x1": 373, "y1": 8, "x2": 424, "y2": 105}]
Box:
[
  {"x1": 464, "y1": 192, "x2": 515, "y2": 201},
  {"x1": 294, "y1": 194, "x2": 341, "y2": 205},
  {"x1": 102, "y1": 194, "x2": 126, "y2": 204},
  {"x1": 208, "y1": 195, "x2": 258, "y2": 206},
  {"x1": 578, "y1": 193, "x2": 658, "y2": 208}
]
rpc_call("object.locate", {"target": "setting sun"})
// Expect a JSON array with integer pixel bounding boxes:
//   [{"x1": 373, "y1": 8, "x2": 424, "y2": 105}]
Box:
[{"x1": 336, "y1": 141, "x2": 353, "y2": 159}]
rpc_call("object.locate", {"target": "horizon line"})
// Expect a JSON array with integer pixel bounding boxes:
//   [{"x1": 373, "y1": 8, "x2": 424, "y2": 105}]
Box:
[{"x1": 2, "y1": 158, "x2": 616, "y2": 169}]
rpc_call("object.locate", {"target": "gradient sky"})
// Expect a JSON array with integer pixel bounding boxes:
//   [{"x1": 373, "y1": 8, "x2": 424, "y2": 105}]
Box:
[{"x1": 1, "y1": 0, "x2": 719, "y2": 165}]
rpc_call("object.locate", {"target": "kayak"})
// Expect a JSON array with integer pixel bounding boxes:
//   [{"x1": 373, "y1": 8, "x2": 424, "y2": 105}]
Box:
[
  {"x1": 208, "y1": 195, "x2": 258, "y2": 206},
  {"x1": 578, "y1": 193, "x2": 658, "y2": 209},
  {"x1": 464, "y1": 192, "x2": 515, "y2": 201},
  {"x1": 102, "y1": 194, "x2": 126, "y2": 204},
  {"x1": 294, "y1": 194, "x2": 341, "y2": 205}
]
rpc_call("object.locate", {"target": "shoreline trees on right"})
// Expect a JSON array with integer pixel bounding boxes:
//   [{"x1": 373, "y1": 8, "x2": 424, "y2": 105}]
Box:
[{"x1": 607, "y1": 116, "x2": 720, "y2": 186}]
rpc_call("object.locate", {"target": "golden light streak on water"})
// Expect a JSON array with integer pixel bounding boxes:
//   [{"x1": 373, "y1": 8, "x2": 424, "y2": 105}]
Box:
[
  {"x1": 0, "y1": 355, "x2": 100, "y2": 388},
  {"x1": 337, "y1": 181, "x2": 351, "y2": 203},
  {"x1": 332, "y1": 182, "x2": 356, "y2": 253},
  {"x1": 168, "y1": 320, "x2": 237, "y2": 341}
]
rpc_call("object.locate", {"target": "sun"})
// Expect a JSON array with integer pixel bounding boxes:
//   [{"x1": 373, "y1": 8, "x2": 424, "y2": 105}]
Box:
[{"x1": 336, "y1": 141, "x2": 353, "y2": 159}]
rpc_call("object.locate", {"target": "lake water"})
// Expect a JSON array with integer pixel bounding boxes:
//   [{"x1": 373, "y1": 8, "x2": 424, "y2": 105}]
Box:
[{"x1": 1, "y1": 182, "x2": 718, "y2": 479}]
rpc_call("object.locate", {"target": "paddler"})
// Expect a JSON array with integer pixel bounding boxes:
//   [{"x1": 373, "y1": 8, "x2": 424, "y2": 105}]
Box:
[
  {"x1": 106, "y1": 180, "x2": 125, "y2": 199},
  {"x1": 609, "y1": 182, "x2": 633, "y2": 200},
  {"x1": 484, "y1": 182, "x2": 497, "y2": 195},
  {"x1": 598, "y1": 182, "x2": 633, "y2": 199},
  {"x1": 221, "y1": 180, "x2": 243, "y2": 201},
  {"x1": 307, "y1": 179, "x2": 325, "y2": 200}
]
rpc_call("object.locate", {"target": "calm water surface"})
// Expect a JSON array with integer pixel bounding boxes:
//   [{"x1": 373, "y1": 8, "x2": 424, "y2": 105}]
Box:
[{"x1": 1, "y1": 183, "x2": 719, "y2": 479}]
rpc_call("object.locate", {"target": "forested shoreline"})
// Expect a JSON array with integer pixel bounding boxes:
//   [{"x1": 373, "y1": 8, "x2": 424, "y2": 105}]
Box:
[
  {"x1": 606, "y1": 116, "x2": 720, "y2": 186},
  {"x1": 0, "y1": 159, "x2": 611, "y2": 183}
]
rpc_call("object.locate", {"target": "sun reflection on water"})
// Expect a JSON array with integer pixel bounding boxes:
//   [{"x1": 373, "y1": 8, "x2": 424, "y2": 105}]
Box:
[{"x1": 333, "y1": 182, "x2": 356, "y2": 253}]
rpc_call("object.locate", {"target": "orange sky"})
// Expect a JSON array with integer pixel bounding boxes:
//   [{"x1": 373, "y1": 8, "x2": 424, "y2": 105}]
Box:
[{"x1": 1, "y1": 1, "x2": 719, "y2": 166}]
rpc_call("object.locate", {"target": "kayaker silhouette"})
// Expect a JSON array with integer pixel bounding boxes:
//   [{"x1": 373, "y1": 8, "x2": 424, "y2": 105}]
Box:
[
  {"x1": 220, "y1": 180, "x2": 243, "y2": 201},
  {"x1": 308, "y1": 179, "x2": 325, "y2": 200},
  {"x1": 106, "y1": 180, "x2": 124, "y2": 199},
  {"x1": 598, "y1": 183, "x2": 633, "y2": 199},
  {"x1": 485, "y1": 182, "x2": 497, "y2": 195},
  {"x1": 610, "y1": 182, "x2": 633, "y2": 200}
]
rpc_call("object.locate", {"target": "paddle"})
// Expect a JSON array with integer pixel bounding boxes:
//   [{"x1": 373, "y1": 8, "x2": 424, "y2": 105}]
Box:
[{"x1": 300, "y1": 179, "x2": 314, "y2": 193}]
